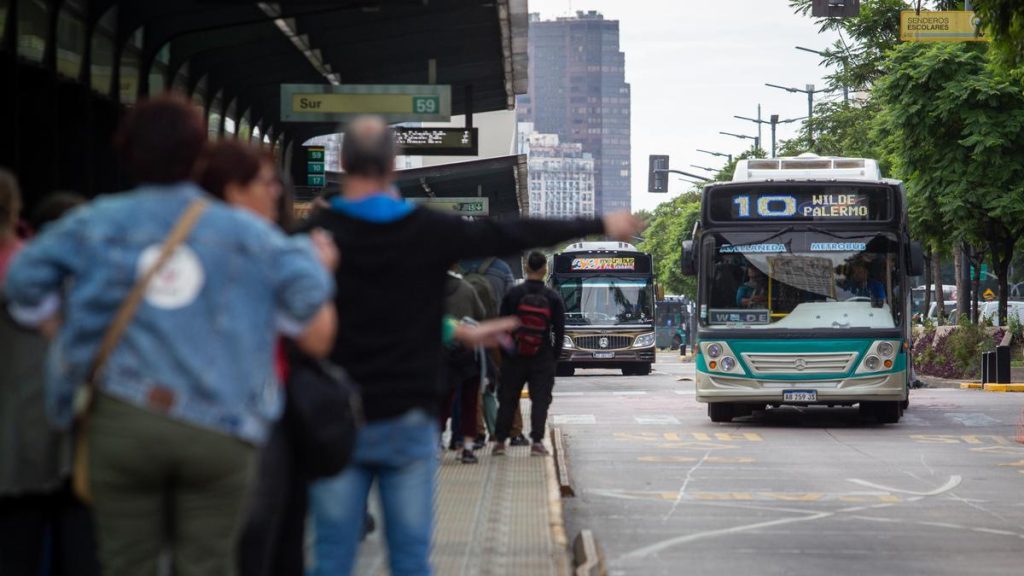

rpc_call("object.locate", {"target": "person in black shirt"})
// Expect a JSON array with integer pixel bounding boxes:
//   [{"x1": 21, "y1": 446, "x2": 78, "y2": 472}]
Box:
[
  {"x1": 491, "y1": 252, "x2": 565, "y2": 457},
  {"x1": 303, "y1": 116, "x2": 642, "y2": 576}
]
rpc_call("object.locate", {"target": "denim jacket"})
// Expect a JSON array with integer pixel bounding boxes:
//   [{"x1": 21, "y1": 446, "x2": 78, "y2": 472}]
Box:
[{"x1": 4, "y1": 183, "x2": 333, "y2": 444}]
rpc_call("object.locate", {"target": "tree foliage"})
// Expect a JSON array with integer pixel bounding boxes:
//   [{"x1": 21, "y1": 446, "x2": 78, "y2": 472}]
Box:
[
  {"x1": 873, "y1": 42, "x2": 1024, "y2": 323},
  {"x1": 974, "y1": 0, "x2": 1024, "y2": 69},
  {"x1": 638, "y1": 192, "x2": 701, "y2": 298}
]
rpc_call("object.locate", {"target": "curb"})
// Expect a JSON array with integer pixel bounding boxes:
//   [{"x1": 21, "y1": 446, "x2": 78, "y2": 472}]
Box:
[
  {"x1": 982, "y1": 383, "x2": 1024, "y2": 393},
  {"x1": 572, "y1": 530, "x2": 607, "y2": 576},
  {"x1": 543, "y1": 433, "x2": 572, "y2": 576},
  {"x1": 551, "y1": 426, "x2": 575, "y2": 497},
  {"x1": 960, "y1": 382, "x2": 1024, "y2": 392}
]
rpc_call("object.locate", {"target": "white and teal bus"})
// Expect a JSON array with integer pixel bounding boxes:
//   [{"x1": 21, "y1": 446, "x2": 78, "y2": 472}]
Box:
[{"x1": 681, "y1": 155, "x2": 924, "y2": 423}]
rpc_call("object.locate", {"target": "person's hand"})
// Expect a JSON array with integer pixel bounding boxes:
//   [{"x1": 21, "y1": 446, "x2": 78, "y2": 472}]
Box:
[
  {"x1": 454, "y1": 317, "x2": 520, "y2": 348},
  {"x1": 602, "y1": 212, "x2": 645, "y2": 242},
  {"x1": 310, "y1": 228, "x2": 339, "y2": 272}
]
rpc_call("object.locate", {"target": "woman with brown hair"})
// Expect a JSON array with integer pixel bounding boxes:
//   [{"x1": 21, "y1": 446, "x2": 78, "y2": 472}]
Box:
[
  {"x1": 4, "y1": 95, "x2": 337, "y2": 576},
  {"x1": 195, "y1": 140, "x2": 336, "y2": 576}
]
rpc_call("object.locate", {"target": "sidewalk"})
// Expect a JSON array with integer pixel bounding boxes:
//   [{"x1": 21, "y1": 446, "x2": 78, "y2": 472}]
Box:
[{"x1": 353, "y1": 401, "x2": 571, "y2": 576}]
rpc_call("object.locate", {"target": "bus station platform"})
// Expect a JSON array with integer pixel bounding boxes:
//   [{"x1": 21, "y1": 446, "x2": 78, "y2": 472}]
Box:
[{"x1": 354, "y1": 401, "x2": 571, "y2": 576}]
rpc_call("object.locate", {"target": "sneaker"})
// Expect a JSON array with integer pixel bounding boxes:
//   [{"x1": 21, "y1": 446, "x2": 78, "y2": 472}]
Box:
[
  {"x1": 460, "y1": 448, "x2": 479, "y2": 464},
  {"x1": 473, "y1": 436, "x2": 487, "y2": 450},
  {"x1": 510, "y1": 434, "x2": 530, "y2": 447},
  {"x1": 492, "y1": 442, "x2": 506, "y2": 456},
  {"x1": 530, "y1": 442, "x2": 550, "y2": 456}
]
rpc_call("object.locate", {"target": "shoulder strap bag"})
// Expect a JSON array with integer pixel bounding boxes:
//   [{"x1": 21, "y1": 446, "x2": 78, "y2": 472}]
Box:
[{"x1": 72, "y1": 199, "x2": 207, "y2": 503}]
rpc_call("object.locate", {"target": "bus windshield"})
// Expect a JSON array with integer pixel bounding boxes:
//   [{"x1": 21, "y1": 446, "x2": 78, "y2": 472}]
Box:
[
  {"x1": 701, "y1": 230, "x2": 902, "y2": 329},
  {"x1": 554, "y1": 276, "x2": 654, "y2": 326}
]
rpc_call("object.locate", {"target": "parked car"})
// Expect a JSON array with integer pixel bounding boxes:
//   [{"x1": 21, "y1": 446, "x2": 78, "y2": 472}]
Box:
[{"x1": 979, "y1": 301, "x2": 1024, "y2": 327}]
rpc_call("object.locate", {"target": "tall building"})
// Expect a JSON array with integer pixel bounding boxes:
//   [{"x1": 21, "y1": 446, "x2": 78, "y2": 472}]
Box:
[
  {"x1": 520, "y1": 126, "x2": 596, "y2": 219},
  {"x1": 517, "y1": 11, "x2": 631, "y2": 214}
]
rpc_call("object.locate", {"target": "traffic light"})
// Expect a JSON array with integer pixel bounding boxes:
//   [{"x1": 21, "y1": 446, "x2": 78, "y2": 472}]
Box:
[
  {"x1": 648, "y1": 155, "x2": 669, "y2": 193},
  {"x1": 812, "y1": 0, "x2": 860, "y2": 18}
]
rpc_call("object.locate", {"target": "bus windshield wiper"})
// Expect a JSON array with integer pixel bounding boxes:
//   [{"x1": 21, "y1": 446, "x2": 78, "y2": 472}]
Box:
[
  {"x1": 729, "y1": 225, "x2": 795, "y2": 247},
  {"x1": 806, "y1": 226, "x2": 875, "y2": 240}
]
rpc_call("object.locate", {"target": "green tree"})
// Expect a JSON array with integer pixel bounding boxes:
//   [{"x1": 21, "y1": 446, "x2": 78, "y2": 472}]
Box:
[
  {"x1": 638, "y1": 191, "x2": 701, "y2": 298},
  {"x1": 873, "y1": 42, "x2": 1024, "y2": 325},
  {"x1": 974, "y1": 0, "x2": 1024, "y2": 69}
]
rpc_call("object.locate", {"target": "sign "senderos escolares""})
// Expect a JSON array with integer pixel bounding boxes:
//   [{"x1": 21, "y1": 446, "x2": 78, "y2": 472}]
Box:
[{"x1": 900, "y1": 10, "x2": 990, "y2": 43}]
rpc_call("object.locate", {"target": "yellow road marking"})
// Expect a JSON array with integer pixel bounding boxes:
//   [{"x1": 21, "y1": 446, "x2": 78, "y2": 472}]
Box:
[
  {"x1": 983, "y1": 384, "x2": 1024, "y2": 392},
  {"x1": 636, "y1": 455, "x2": 756, "y2": 464}
]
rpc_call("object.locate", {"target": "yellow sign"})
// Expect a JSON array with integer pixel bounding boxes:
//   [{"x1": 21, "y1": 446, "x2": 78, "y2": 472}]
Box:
[
  {"x1": 280, "y1": 84, "x2": 451, "y2": 123},
  {"x1": 900, "y1": 11, "x2": 991, "y2": 43},
  {"x1": 983, "y1": 288, "x2": 996, "y2": 301}
]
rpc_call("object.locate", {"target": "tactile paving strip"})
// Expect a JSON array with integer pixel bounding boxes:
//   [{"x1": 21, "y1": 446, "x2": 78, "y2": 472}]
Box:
[{"x1": 354, "y1": 401, "x2": 567, "y2": 575}]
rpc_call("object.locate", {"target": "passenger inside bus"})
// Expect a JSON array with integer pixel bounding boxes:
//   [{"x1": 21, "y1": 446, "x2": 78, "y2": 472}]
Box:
[{"x1": 736, "y1": 266, "x2": 768, "y2": 308}]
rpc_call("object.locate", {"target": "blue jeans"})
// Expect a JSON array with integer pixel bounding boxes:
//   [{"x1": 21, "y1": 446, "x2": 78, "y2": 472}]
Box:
[{"x1": 307, "y1": 409, "x2": 439, "y2": 576}]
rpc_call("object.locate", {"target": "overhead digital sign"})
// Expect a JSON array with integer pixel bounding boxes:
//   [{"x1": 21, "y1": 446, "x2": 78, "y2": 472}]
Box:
[
  {"x1": 280, "y1": 84, "x2": 451, "y2": 123},
  {"x1": 708, "y1": 186, "x2": 891, "y2": 223},
  {"x1": 570, "y1": 257, "x2": 636, "y2": 272},
  {"x1": 394, "y1": 127, "x2": 478, "y2": 156}
]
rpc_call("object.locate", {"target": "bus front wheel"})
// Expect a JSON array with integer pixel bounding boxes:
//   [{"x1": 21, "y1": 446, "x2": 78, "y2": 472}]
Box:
[
  {"x1": 860, "y1": 401, "x2": 902, "y2": 424},
  {"x1": 708, "y1": 403, "x2": 734, "y2": 423}
]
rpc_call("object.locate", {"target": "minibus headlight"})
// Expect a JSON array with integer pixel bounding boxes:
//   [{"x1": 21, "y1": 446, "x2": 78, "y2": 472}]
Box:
[
  {"x1": 633, "y1": 333, "x2": 656, "y2": 348},
  {"x1": 706, "y1": 343, "x2": 723, "y2": 359}
]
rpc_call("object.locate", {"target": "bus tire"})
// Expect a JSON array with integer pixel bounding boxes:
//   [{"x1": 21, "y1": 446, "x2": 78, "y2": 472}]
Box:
[
  {"x1": 708, "y1": 403, "x2": 734, "y2": 423},
  {"x1": 861, "y1": 401, "x2": 901, "y2": 424}
]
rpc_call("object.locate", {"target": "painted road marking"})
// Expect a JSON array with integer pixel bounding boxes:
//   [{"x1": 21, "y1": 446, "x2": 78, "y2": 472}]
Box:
[
  {"x1": 636, "y1": 455, "x2": 756, "y2": 463},
  {"x1": 613, "y1": 391, "x2": 648, "y2": 396},
  {"x1": 614, "y1": 432, "x2": 763, "y2": 443},
  {"x1": 634, "y1": 415, "x2": 680, "y2": 425},
  {"x1": 946, "y1": 413, "x2": 1001, "y2": 427},
  {"x1": 847, "y1": 475, "x2": 962, "y2": 497},
  {"x1": 970, "y1": 445, "x2": 1024, "y2": 456},
  {"x1": 588, "y1": 489, "x2": 903, "y2": 504},
  {"x1": 552, "y1": 414, "x2": 596, "y2": 424},
  {"x1": 911, "y1": 434, "x2": 1012, "y2": 445},
  {"x1": 998, "y1": 460, "x2": 1024, "y2": 467},
  {"x1": 552, "y1": 392, "x2": 584, "y2": 397}
]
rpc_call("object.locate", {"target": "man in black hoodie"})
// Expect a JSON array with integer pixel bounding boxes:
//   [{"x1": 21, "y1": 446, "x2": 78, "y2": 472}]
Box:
[{"x1": 304, "y1": 116, "x2": 642, "y2": 576}]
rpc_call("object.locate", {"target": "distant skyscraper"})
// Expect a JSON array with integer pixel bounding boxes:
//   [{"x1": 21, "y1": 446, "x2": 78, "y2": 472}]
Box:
[
  {"x1": 519, "y1": 125, "x2": 596, "y2": 219},
  {"x1": 518, "y1": 11, "x2": 631, "y2": 214}
]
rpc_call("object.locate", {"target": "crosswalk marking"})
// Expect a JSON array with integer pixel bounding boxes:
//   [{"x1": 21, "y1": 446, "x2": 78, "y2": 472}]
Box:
[{"x1": 634, "y1": 415, "x2": 680, "y2": 425}]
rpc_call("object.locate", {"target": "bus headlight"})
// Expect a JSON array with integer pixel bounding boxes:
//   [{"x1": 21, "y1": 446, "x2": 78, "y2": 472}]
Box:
[
  {"x1": 633, "y1": 333, "x2": 656, "y2": 348},
  {"x1": 563, "y1": 335, "x2": 575, "y2": 349},
  {"x1": 864, "y1": 355, "x2": 881, "y2": 371},
  {"x1": 720, "y1": 356, "x2": 737, "y2": 371},
  {"x1": 706, "y1": 343, "x2": 723, "y2": 359},
  {"x1": 876, "y1": 341, "x2": 896, "y2": 358}
]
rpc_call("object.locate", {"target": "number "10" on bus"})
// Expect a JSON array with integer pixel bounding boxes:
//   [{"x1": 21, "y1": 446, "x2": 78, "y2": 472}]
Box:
[{"x1": 734, "y1": 195, "x2": 797, "y2": 218}]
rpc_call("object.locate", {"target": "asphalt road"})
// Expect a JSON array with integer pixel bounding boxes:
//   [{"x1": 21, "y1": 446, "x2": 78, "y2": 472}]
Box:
[{"x1": 554, "y1": 355, "x2": 1024, "y2": 576}]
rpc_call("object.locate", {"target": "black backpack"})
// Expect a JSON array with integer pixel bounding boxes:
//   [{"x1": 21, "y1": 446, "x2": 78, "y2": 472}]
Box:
[
  {"x1": 514, "y1": 292, "x2": 553, "y2": 357},
  {"x1": 284, "y1": 345, "x2": 363, "y2": 479}
]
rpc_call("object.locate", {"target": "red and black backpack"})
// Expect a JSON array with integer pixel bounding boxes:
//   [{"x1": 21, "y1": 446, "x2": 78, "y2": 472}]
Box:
[{"x1": 514, "y1": 293, "x2": 552, "y2": 357}]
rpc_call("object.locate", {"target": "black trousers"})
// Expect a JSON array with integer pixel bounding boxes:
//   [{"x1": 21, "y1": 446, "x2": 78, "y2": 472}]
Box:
[
  {"x1": 238, "y1": 417, "x2": 309, "y2": 576},
  {"x1": 495, "y1": 356, "x2": 555, "y2": 443},
  {"x1": 0, "y1": 485, "x2": 100, "y2": 576}
]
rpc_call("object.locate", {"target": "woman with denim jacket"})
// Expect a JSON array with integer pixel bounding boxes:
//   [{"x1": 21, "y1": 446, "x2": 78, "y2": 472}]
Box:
[
  {"x1": 194, "y1": 140, "x2": 338, "y2": 576},
  {"x1": 3, "y1": 95, "x2": 337, "y2": 576}
]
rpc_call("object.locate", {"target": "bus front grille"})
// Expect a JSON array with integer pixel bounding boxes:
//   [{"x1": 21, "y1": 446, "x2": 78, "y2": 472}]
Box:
[
  {"x1": 575, "y1": 335, "x2": 633, "y2": 350},
  {"x1": 740, "y1": 353, "x2": 857, "y2": 375}
]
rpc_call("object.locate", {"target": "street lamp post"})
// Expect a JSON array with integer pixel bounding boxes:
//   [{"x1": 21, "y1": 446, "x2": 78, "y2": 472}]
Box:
[
  {"x1": 719, "y1": 131, "x2": 760, "y2": 153},
  {"x1": 734, "y1": 114, "x2": 806, "y2": 158},
  {"x1": 795, "y1": 46, "x2": 849, "y2": 103},
  {"x1": 765, "y1": 82, "x2": 833, "y2": 148},
  {"x1": 697, "y1": 149, "x2": 733, "y2": 164}
]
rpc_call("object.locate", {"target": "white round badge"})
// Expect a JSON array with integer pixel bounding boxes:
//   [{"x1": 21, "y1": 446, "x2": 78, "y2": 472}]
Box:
[{"x1": 136, "y1": 244, "x2": 205, "y2": 309}]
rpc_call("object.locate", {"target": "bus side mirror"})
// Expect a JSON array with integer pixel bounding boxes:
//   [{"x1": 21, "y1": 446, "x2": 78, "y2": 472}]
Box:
[
  {"x1": 681, "y1": 240, "x2": 696, "y2": 276},
  {"x1": 908, "y1": 241, "x2": 925, "y2": 277}
]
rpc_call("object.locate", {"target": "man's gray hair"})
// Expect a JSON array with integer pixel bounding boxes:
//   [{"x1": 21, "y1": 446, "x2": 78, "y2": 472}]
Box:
[{"x1": 341, "y1": 115, "x2": 396, "y2": 178}]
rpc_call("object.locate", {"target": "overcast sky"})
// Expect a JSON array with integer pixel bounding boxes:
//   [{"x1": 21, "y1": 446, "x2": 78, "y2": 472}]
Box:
[{"x1": 530, "y1": 0, "x2": 842, "y2": 212}]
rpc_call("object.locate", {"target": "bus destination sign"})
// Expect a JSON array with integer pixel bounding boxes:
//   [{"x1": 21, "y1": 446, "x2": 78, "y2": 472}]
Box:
[
  {"x1": 571, "y1": 257, "x2": 636, "y2": 272},
  {"x1": 708, "y1": 186, "x2": 890, "y2": 223}
]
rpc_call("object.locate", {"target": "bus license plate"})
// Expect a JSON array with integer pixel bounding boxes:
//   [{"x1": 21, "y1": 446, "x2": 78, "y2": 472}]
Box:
[
  {"x1": 593, "y1": 352, "x2": 615, "y2": 359},
  {"x1": 784, "y1": 390, "x2": 817, "y2": 402}
]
